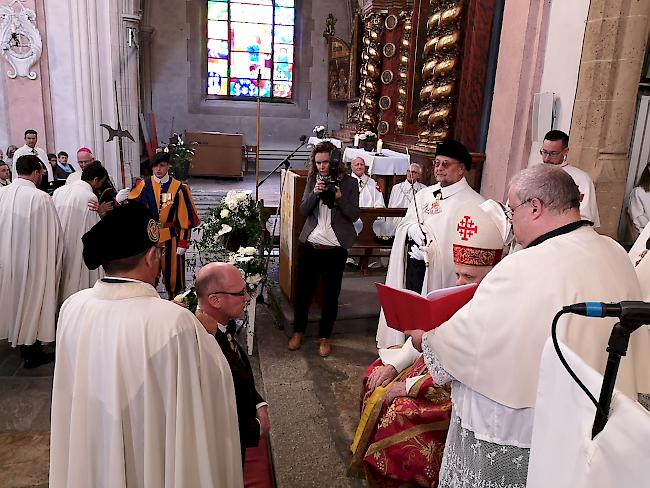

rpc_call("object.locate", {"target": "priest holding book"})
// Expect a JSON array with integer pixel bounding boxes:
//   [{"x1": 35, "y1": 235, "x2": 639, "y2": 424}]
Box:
[
  {"x1": 409, "y1": 165, "x2": 649, "y2": 488},
  {"x1": 350, "y1": 199, "x2": 511, "y2": 487}
]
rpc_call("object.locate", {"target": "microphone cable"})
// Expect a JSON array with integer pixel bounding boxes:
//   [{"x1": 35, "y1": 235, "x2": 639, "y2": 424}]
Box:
[{"x1": 551, "y1": 310, "x2": 608, "y2": 418}]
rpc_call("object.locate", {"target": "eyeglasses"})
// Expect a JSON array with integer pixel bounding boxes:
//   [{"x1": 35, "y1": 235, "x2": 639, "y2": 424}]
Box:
[
  {"x1": 505, "y1": 199, "x2": 533, "y2": 221},
  {"x1": 539, "y1": 149, "x2": 562, "y2": 158},
  {"x1": 433, "y1": 159, "x2": 458, "y2": 169},
  {"x1": 209, "y1": 288, "x2": 248, "y2": 297}
]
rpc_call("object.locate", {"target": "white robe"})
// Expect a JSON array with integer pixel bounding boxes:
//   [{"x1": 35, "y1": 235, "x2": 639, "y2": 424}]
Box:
[
  {"x1": 65, "y1": 170, "x2": 81, "y2": 185},
  {"x1": 628, "y1": 186, "x2": 650, "y2": 233},
  {"x1": 50, "y1": 279, "x2": 243, "y2": 488},
  {"x1": 423, "y1": 225, "x2": 647, "y2": 410},
  {"x1": 383, "y1": 180, "x2": 426, "y2": 237},
  {"x1": 376, "y1": 177, "x2": 484, "y2": 348},
  {"x1": 528, "y1": 340, "x2": 650, "y2": 488},
  {"x1": 0, "y1": 179, "x2": 62, "y2": 346},
  {"x1": 12, "y1": 144, "x2": 52, "y2": 181},
  {"x1": 352, "y1": 173, "x2": 385, "y2": 235},
  {"x1": 53, "y1": 180, "x2": 103, "y2": 304}
]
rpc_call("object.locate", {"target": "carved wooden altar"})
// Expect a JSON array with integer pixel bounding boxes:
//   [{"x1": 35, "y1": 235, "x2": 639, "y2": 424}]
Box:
[{"x1": 332, "y1": 0, "x2": 498, "y2": 191}]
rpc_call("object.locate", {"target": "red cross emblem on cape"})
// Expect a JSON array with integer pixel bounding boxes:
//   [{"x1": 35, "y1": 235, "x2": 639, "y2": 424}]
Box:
[{"x1": 457, "y1": 215, "x2": 478, "y2": 241}]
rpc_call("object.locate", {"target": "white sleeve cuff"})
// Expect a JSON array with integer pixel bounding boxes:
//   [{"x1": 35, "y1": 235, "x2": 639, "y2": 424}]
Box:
[
  {"x1": 378, "y1": 337, "x2": 421, "y2": 372},
  {"x1": 405, "y1": 375, "x2": 427, "y2": 394},
  {"x1": 256, "y1": 402, "x2": 268, "y2": 410}
]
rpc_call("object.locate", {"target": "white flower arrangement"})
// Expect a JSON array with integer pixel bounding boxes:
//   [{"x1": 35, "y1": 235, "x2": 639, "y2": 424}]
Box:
[
  {"x1": 312, "y1": 125, "x2": 329, "y2": 138},
  {"x1": 195, "y1": 191, "x2": 270, "y2": 294}
]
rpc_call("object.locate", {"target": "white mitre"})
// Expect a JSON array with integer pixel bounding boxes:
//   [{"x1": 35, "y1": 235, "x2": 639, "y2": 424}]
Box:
[{"x1": 452, "y1": 199, "x2": 511, "y2": 266}]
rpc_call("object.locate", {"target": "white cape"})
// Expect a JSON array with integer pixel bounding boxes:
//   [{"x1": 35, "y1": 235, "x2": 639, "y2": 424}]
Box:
[
  {"x1": 50, "y1": 280, "x2": 243, "y2": 487},
  {"x1": 0, "y1": 179, "x2": 62, "y2": 345},
  {"x1": 528, "y1": 340, "x2": 650, "y2": 488},
  {"x1": 53, "y1": 180, "x2": 103, "y2": 304},
  {"x1": 424, "y1": 225, "x2": 648, "y2": 408},
  {"x1": 376, "y1": 177, "x2": 484, "y2": 348}
]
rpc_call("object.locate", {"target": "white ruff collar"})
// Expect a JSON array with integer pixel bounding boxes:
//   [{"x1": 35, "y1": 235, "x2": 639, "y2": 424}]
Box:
[{"x1": 153, "y1": 174, "x2": 170, "y2": 184}]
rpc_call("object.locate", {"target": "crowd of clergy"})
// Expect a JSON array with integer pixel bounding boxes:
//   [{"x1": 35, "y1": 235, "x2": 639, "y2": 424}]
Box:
[{"x1": 0, "y1": 126, "x2": 649, "y2": 487}]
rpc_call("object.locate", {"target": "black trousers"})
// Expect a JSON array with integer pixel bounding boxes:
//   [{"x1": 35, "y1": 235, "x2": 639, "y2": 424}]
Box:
[
  {"x1": 405, "y1": 240, "x2": 426, "y2": 293},
  {"x1": 293, "y1": 242, "x2": 348, "y2": 338}
]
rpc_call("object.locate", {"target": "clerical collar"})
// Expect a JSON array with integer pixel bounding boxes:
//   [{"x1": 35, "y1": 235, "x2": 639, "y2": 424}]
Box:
[
  {"x1": 101, "y1": 276, "x2": 144, "y2": 284},
  {"x1": 526, "y1": 220, "x2": 592, "y2": 248},
  {"x1": 153, "y1": 174, "x2": 170, "y2": 184},
  {"x1": 432, "y1": 177, "x2": 468, "y2": 199}
]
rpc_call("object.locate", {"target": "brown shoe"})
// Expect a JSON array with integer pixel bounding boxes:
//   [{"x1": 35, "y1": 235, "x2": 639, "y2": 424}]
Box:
[
  {"x1": 288, "y1": 333, "x2": 304, "y2": 351},
  {"x1": 318, "y1": 338, "x2": 331, "y2": 358}
]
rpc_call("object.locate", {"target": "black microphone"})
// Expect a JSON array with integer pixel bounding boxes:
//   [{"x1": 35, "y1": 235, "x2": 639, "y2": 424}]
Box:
[
  {"x1": 563, "y1": 301, "x2": 650, "y2": 327},
  {"x1": 299, "y1": 134, "x2": 307, "y2": 143}
]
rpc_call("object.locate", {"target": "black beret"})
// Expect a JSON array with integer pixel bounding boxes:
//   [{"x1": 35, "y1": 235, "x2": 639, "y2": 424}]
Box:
[
  {"x1": 82, "y1": 202, "x2": 160, "y2": 270},
  {"x1": 151, "y1": 151, "x2": 171, "y2": 167},
  {"x1": 436, "y1": 139, "x2": 472, "y2": 171}
]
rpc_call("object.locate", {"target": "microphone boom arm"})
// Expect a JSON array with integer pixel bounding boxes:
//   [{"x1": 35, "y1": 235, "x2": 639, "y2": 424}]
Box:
[{"x1": 257, "y1": 138, "x2": 307, "y2": 189}]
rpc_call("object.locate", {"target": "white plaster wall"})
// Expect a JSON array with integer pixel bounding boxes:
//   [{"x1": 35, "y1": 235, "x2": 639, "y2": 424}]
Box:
[
  {"x1": 525, "y1": 0, "x2": 590, "y2": 167},
  {"x1": 0, "y1": 74, "x2": 8, "y2": 154},
  {"x1": 147, "y1": 0, "x2": 350, "y2": 170}
]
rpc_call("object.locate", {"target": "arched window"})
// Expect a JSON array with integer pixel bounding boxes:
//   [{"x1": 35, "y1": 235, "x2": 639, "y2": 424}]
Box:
[{"x1": 207, "y1": 0, "x2": 295, "y2": 100}]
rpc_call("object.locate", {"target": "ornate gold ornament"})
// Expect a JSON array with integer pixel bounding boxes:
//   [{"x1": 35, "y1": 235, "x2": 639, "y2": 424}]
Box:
[
  {"x1": 395, "y1": 11, "x2": 412, "y2": 134},
  {"x1": 383, "y1": 43, "x2": 396, "y2": 58},
  {"x1": 381, "y1": 69, "x2": 394, "y2": 85},
  {"x1": 379, "y1": 96, "x2": 391, "y2": 110},
  {"x1": 384, "y1": 14, "x2": 398, "y2": 30},
  {"x1": 377, "y1": 120, "x2": 389, "y2": 135}
]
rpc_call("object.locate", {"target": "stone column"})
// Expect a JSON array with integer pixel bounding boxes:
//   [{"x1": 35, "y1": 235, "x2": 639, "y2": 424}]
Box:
[{"x1": 569, "y1": 0, "x2": 650, "y2": 237}]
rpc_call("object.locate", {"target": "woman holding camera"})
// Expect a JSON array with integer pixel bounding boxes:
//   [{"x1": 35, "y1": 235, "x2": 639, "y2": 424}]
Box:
[{"x1": 288, "y1": 141, "x2": 360, "y2": 357}]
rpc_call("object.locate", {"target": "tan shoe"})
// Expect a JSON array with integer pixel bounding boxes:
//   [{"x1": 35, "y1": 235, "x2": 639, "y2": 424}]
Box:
[
  {"x1": 288, "y1": 333, "x2": 304, "y2": 351},
  {"x1": 318, "y1": 338, "x2": 331, "y2": 358}
]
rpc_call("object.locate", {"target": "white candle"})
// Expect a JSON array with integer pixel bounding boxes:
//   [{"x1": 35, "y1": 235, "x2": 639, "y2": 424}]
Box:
[
  {"x1": 376, "y1": 138, "x2": 383, "y2": 154},
  {"x1": 11, "y1": 22, "x2": 16, "y2": 34},
  {"x1": 354, "y1": 134, "x2": 360, "y2": 147}
]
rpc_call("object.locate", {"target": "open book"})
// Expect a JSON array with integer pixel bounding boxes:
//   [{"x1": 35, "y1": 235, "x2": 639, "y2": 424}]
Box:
[{"x1": 376, "y1": 283, "x2": 478, "y2": 332}]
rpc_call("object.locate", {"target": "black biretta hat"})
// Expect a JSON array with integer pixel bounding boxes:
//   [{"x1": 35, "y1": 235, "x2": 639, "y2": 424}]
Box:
[
  {"x1": 82, "y1": 202, "x2": 160, "y2": 270},
  {"x1": 436, "y1": 139, "x2": 472, "y2": 171}
]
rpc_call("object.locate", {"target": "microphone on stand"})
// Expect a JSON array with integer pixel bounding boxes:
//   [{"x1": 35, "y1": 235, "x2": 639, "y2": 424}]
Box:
[
  {"x1": 563, "y1": 301, "x2": 650, "y2": 326},
  {"x1": 257, "y1": 135, "x2": 308, "y2": 189}
]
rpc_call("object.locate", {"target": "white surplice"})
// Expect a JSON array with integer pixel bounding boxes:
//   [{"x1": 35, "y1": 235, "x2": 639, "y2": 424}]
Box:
[
  {"x1": 12, "y1": 144, "x2": 52, "y2": 181},
  {"x1": 53, "y1": 180, "x2": 103, "y2": 304},
  {"x1": 352, "y1": 173, "x2": 385, "y2": 235},
  {"x1": 376, "y1": 177, "x2": 484, "y2": 348},
  {"x1": 50, "y1": 279, "x2": 243, "y2": 488},
  {"x1": 628, "y1": 186, "x2": 650, "y2": 233},
  {"x1": 65, "y1": 170, "x2": 81, "y2": 185},
  {"x1": 528, "y1": 340, "x2": 650, "y2": 488},
  {"x1": 0, "y1": 179, "x2": 62, "y2": 346},
  {"x1": 383, "y1": 180, "x2": 426, "y2": 237}
]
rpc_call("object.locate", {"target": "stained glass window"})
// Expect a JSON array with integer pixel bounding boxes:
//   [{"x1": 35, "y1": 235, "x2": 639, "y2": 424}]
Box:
[{"x1": 206, "y1": 0, "x2": 295, "y2": 100}]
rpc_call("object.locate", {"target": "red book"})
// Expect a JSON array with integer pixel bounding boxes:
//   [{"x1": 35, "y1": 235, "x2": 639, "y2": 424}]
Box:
[{"x1": 376, "y1": 283, "x2": 478, "y2": 332}]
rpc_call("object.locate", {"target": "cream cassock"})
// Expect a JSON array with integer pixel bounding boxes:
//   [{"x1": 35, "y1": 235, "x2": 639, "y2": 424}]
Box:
[
  {"x1": 383, "y1": 180, "x2": 426, "y2": 236},
  {"x1": 0, "y1": 179, "x2": 62, "y2": 346},
  {"x1": 53, "y1": 179, "x2": 104, "y2": 304},
  {"x1": 352, "y1": 173, "x2": 386, "y2": 235},
  {"x1": 50, "y1": 279, "x2": 243, "y2": 487},
  {"x1": 376, "y1": 177, "x2": 484, "y2": 348}
]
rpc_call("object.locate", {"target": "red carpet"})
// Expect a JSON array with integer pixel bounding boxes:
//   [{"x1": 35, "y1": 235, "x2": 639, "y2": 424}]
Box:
[{"x1": 244, "y1": 436, "x2": 275, "y2": 488}]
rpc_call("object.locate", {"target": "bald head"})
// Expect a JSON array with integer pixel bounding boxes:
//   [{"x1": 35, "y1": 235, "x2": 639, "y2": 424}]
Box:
[{"x1": 195, "y1": 262, "x2": 249, "y2": 326}]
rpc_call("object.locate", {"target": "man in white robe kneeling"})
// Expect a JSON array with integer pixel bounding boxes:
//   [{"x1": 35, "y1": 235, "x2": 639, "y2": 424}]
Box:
[
  {"x1": 408, "y1": 164, "x2": 649, "y2": 488},
  {"x1": 0, "y1": 154, "x2": 62, "y2": 369},
  {"x1": 50, "y1": 203, "x2": 243, "y2": 488},
  {"x1": 53, "y1": 162, "x2": 109, "y2": 304}
]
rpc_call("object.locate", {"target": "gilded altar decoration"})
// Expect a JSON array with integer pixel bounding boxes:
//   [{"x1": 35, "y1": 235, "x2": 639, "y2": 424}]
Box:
[
  {"x1": 324, "y1": 13, "x2": 356, "y2": 101},
  {"x1": 379, "y1": 95, "x2": 391, "y2": 111},
  {"x1": 382, "y1": 42, "x2": 396, "y2": 58},
  {"x1": 417, "y1": 0, "x2": 464, "y2": 144},
  {"x1": 0, "y1": 0, "x2": 43, "y2": 80},
  {"x1": 357, "y1": 12, "x2": 384, "y2": 132},
  {"x1": 395, "y1": 11, "x2": 412, "y2": 134}
]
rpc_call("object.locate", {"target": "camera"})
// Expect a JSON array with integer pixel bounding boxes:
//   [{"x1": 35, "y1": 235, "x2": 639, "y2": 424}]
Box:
[{"x1": 317, "y1": 174, "x2": 340, "y2": 208}]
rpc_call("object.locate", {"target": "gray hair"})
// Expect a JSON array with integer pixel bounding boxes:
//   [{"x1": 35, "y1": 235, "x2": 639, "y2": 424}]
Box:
[
  {"x1": 409, "y1": 162, "x2": 423, "y2": 173},
  {"x1": 509, "y1": 164, "x2": 580, "y2": 213}
]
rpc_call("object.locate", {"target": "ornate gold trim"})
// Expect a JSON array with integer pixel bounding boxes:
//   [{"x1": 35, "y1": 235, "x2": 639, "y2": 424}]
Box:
[
  {"x1": 381, "y1": 69, "x2": 394, "y2": 84},
  {"x1": 357, "y1": 12, "x2": 385, "y2": 132},
  {"x1": 383, "y1": 42, "x2": 396, "y2": 58},
  {"x1": 384, "y1": 14, "x2": 398, "y2": 30},
  {"x1": 395, "y1": 10, "x2": 412, "y2": 133}
]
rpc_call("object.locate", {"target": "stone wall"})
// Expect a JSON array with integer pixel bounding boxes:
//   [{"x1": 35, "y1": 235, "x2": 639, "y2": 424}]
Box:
[{"x1": 145, "y1": 0, "x2": 351, "y2": 170}]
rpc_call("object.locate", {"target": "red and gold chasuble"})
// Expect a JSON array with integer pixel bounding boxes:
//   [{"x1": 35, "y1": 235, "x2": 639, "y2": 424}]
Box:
[{"x1": 350, "y1": 354, "x2": 451, "y2": 487}]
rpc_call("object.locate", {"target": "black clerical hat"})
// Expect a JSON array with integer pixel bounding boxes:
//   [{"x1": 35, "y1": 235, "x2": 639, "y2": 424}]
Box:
[
  {"x1": 436, "y1": 139, "x2": 472, "y2": 171},
  {"x1": 151, "y1": 151, "x2": 170, "y2": 167},
  {"x1": 82, "y1": 202, "x2": 160, "y2": 270}
]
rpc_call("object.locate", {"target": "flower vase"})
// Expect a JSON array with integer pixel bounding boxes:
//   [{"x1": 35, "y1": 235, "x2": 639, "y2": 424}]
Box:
[
  {"x1": 363, "y1": 139, "x2": 376, "y2": 152},
  {"x1": 316, "y1": 131, "x2": 327, "y2": 139}
]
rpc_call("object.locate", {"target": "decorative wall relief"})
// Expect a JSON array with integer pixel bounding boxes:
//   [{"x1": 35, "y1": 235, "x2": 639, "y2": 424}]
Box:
[
  {"x1": 357, "y1": 12, "x2": 384, "y2": 132},
  {"x1": 0, "y1": 0, "x2": 42, "y2": 79},
  {"x1": 395, "y1": 11, "x2": 411, "y2": 134},
  {"x1": 417, "y1": 1, "x2": 463, "y2": 144}
]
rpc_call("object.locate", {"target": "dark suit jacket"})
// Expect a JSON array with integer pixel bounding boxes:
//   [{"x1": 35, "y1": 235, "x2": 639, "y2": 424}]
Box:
[
  {"x1": 298, "y1": 174, "x2": 360, "y2": 249},
  {"x1": 214, "y1": 329, "x2": 264, "y2": 454}
]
